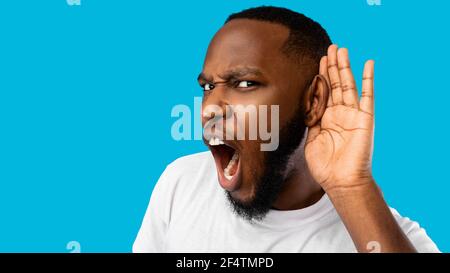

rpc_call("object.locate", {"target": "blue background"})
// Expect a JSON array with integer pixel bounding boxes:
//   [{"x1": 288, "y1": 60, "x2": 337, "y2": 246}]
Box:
[{"x1": 0, "y1": 0, "x2": 448, "y2": 252}]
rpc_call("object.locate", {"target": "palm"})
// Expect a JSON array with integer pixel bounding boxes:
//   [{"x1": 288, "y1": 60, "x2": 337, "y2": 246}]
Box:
[
  {"x1": 305, "y1": 45, "x2": 375, "y2": 191},
  {"x1": 306, "y1": 105, "x2": 373, "y2": 189}
]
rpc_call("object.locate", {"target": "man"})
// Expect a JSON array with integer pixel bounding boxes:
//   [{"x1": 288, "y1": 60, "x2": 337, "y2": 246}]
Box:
[{"x1": 133, "y1": 6, "x2": 439, "y2": 252}]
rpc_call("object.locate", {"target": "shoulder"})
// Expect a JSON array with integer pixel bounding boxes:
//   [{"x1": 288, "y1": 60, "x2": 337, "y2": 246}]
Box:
[
  {"x1": 389, "y1": 207, "x2": 440, "y2": 253},
  {"x1": 156, "y1": 150, "x2": 215, "y2": 191},
  {"x1": 150, "y1": 151, "x2": 219, "y2": 221},
  {"x1": 167, "y1": 151, "x2": 214, "y2": 173},
  {"x1": 160, "y1": 151, "x2": 216, "y2": 189}
]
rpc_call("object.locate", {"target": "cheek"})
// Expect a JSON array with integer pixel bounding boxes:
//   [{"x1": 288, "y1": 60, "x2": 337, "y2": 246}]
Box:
[
  {"x1": 239, "y1": 142, "x2": 265, "y2": 186},
  {"x1": 230, "y1": 87, "x2": 299, "y2": 125},
  {"x1": 228, "y1": 88, "x2": 283, "y2": 138},
  {"x1": 228, "y1": 87, "x2": 276, "y2": 106}
]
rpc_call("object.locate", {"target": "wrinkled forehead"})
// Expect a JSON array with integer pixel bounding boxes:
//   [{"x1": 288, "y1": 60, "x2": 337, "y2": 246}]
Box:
[{"x1": 203, "y1": 19, "x2": 291, "y2": 74}]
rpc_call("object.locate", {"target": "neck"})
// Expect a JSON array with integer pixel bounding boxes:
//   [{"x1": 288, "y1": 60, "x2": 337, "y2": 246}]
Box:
[{"x1": 271, "y1": 135, "x2": 324, "y2": 211}]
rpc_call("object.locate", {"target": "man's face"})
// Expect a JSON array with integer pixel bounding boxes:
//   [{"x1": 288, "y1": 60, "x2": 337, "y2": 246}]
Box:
[{"x1": 199, "y1": 19, "x2": 311, "y2": 219}]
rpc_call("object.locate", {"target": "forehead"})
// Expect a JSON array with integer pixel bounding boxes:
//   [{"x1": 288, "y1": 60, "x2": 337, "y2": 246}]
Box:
[{"x1": 203, "y1": 19, "x2": 291, "y2": 75}]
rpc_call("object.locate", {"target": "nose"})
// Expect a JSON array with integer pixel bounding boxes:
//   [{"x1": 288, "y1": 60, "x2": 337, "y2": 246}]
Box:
[{"x1": 201, "y1": 84, "x2": 228, "y2": 125}]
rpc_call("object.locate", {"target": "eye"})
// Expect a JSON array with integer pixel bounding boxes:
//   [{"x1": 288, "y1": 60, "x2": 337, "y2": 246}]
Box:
[
  {"x1": 236, "y1": 80, "x2": 257, "y2": 88},
  {"x1": 202, "y1": 83, "x2": 214, "y2": 91}
]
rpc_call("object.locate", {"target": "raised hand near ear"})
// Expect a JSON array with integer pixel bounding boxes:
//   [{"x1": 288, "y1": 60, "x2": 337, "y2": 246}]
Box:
[
  {"x1": 304, "y1": 45, "x2": 416, "y2": 253},
  {"x1": 305, "y1": 44, "x2": 375, "y2": 193}
]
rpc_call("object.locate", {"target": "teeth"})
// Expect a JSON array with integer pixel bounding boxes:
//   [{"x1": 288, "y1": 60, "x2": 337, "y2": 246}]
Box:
[
  {"x1": 209, "y1": 137, "x2": 224, "y2": 146},
  {"x1": 208, "y1": 137, "x2": 239, "y2": 181},
  {"x1": 223, "y1": 152, "x2": 239, "y2": 181}
]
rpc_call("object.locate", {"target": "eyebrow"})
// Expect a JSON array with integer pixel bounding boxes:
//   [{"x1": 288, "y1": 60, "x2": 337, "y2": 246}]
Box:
[
  {"x1": 197, "y1": 67, "x2": 264, "y2": 83},
  {"x1": 197, "y1": 72, "x2": 212, "y2": 83}
]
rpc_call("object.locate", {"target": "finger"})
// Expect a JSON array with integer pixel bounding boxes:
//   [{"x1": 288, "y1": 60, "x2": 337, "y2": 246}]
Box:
[
  {"x1": 327, "y1": 44, "x2": 343, "y2": 105},
  {"x1": 319, "y1": 56, "x2": 333, "y2": 107},
  {"x1": 337, "y1": 48, "x2": 358, "y2": 108},
  {"x1": 359, "y1": 60, "x2": 375, "y2": 115}
]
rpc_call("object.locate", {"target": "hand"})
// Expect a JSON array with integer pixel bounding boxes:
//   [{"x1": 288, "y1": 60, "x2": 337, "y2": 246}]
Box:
[
  {"x1": 305, "y1": 51, "x2": 417, "y2": 253},
  {"x1": 305, "y1": 44, "x2": 375, "y2": 193}
]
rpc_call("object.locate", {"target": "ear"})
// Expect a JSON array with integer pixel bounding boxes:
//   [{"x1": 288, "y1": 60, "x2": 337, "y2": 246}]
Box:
[{"x1": 303, "y1": 74, "x2": 329, "y2": 127}]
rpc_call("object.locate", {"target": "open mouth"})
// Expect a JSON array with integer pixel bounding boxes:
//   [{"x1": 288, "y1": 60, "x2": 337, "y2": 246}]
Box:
[{"x1": 207, "y1": 136, "x2": 241, "y2": 192}]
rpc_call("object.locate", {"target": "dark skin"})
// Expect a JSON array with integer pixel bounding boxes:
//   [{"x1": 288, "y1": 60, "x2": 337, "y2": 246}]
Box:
[
  {"x1": 199, "y1": 19, "x2": 323, "y2": 206},
  {"x1": 200, "y1": 19, "x2": 416, "y2": 252}
]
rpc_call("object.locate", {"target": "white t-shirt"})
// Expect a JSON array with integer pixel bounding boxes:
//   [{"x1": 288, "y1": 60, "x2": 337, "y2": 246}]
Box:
[{"x1": 133, "y1": 151, "x2": 439, "y2": 253}]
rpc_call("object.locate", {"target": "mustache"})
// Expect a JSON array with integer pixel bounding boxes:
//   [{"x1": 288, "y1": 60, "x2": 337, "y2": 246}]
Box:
[{"x1": 201, "y1": 104, "x2": 280, "y2": 151}]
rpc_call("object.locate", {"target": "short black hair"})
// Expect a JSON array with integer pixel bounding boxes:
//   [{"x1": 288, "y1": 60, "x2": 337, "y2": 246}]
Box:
[{"x1": 225, "y1": 6, "x2": 331, "y2": 65}]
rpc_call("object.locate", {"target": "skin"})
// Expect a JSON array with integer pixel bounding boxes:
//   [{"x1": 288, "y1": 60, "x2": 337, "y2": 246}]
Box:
[
  {"x1": 200, "y1": 19, "x2": 416, "y2": 252},
  {"x1": 199, "y1": 19, "x2": 318, "y2": 203}
]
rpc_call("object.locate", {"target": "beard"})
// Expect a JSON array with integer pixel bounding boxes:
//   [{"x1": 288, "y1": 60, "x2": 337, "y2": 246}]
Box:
[{"x1": 226, "y1": 106, "x2": 307, "y2": 221}]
